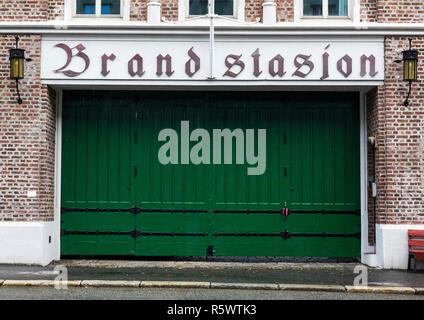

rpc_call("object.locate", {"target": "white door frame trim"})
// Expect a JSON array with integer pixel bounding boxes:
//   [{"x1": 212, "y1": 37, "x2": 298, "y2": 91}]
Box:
[
  {"x1": 52, "y1": 86, "x2": 371, "y2": 260},
  {"x1": 360, "y1": 90, "x2": 374, "y2": 255},
  {"x1": 53, "y1": 88, "x2": 63, "y2": 260}
]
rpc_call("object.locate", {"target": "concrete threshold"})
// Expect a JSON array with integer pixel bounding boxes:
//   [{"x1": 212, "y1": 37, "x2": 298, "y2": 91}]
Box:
[
  {"x1": 55, "y1": 259, "x2": 359, "y2": 270},
  {"x1": 0, "y1": 279, "x2": 422, "y2": 294}
]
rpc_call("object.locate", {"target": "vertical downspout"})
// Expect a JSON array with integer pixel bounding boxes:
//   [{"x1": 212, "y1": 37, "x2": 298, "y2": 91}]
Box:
[{"x1": 208, "y1": 0, "x2": 215, "y2": 80}]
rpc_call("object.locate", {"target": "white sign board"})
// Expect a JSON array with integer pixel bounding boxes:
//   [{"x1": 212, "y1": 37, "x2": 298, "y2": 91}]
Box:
[{"x1": 41, "y1": 36, "x2": 384, "y2": 83}]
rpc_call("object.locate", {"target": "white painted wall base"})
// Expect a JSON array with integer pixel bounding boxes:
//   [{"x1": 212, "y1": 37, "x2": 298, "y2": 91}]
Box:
[
  {"x1": 361, "y1": 252, "x2": 378, "y2": 268},
  {"x1": 0, "y1": 221, "x2": 59, "y2": 266},
  {"x1": 361, "y1": 224, "x2": 424, "y2": 270}
]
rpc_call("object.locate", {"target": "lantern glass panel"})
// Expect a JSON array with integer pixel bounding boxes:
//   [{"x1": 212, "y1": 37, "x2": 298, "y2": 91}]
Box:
[
  {"x1": 404, "y1": 59, "x2": 417, "y2": 81},
  {"x1": 10, "y1": 57, "x2": 24, "y2": 79},
  {"x1": 412, "y1": 60, "x2": 417, "y2": 81},
  {"x1": 403, "y1": 60, "x2": 408, "y2": 80}
]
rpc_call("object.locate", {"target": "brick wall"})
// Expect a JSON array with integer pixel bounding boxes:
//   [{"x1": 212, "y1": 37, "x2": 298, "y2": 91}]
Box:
[
  {"x1": 130, "y1": 0, "x2": 148, "y2": 21},
  {"x1": 245, "y1": 0, "x2": 263, "y2": 22},
  {"x1": 366, "y1": 87, "x2": 376, "y2": 244},
  {"x1": 1, "y1": 2, "x2": 424, "y2": 229},
  {"x1": 365, "y1": 36, "x2": 424, "y2": 234},
  {"x1": 161, "y1": 0, "x2": 178, "y2": 21},
  {"x1": 376, "y1": 36, "x2": 424, "y2": 224},
  {"x1": 276, "y1": 0, "x2": 293, "y2": 22},
  {"x1": 48, "y1": 0, "x2": 65, "y2": 20},
  {"x1": 2, "y1": 1, "x2": 405, "y2": 23},
  {"x1": 361, "y1": 0, "x2": 377, "y2": 22},
  {"x1": 0, "y1": 35, "x2": 56, "y2": 221},
  {"x1": 0, "y1": 0, "x2": 49, "y2": 21},
  {"x1": 377, "y1": 0, "x2": 424, "y2": 23}
]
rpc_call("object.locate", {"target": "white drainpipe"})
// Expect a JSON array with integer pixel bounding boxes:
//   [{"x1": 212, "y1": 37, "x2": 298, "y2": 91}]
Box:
[
  {"x1": 147, "y1": 0, "x2": 161, "y2": 24},
  {"x1": 262, "y1": 0, "x2": 277, "y2": 25}
]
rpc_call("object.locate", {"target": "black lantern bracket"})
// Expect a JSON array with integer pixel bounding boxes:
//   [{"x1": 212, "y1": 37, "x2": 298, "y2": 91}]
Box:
[
  {"x1": 395, "y1": 38, "x2": 419, "y2": 107},
  {"x1": 9, "y1": 36, "x2": 32, "y2": 104}
]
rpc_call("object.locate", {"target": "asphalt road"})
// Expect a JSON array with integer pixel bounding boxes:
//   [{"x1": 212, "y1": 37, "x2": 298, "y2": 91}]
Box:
[{"x1": 0, "y1": 286, "x2": 423, "y2": 300}]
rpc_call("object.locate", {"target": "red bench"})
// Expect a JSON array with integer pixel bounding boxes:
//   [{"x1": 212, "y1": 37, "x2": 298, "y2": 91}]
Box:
[{"x1": 408, "y1": 230, "x2": 424, "y2": 272}]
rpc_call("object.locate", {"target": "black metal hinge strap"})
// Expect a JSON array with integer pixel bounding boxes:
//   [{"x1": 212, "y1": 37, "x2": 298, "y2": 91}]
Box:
[
  {"x1": 139, "y1": 232, "x2": 208, "y2": 237},
  {"x1": 213, "y1": 209, "x2": 360, "y2": 215},
  {"x1": 61, "y1": 229, "x2": 207, "y2": 238},
  {"x1": 141, "y1": 209, "x2": 208, "y2": 213},
  {"x1": 61, "y1": 207, "x2": 134, "y2": 213},
  {"x1": 61, "y1": 207, "x2": 207, "y2": 215},
  {"x1": 61, "y1": 230, "x2": 135, "y2": 236},
  {"x1": 213, "y1": 210, "x2": 281, "y2": 214},
  {"x1": 290, "y1": 209, "x2": 361, "y2": 216},
  {"x1": 213, "y1": 232, "x2": 360, "y2": 239},
  {"x1": 213, "y1": 232, "x2": 283, "y2": 237},
  {"x1": 291, "y1": 232, "x2": 361, "y2": 239}
]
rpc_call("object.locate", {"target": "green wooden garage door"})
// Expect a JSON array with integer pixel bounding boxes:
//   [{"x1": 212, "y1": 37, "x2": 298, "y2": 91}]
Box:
[{"x1": 61, "y1": 91, "x2": 360, "y2": 257}]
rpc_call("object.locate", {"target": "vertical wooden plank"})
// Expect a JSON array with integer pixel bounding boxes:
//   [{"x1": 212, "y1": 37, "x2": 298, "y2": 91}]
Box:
[
  {"x1": 138, "y1": 98, "x2": 150, "y2": 203},
  {"x1": 323, "y1": 108, "x2": 335, "y2": 205},
  {"x1": 173, "y1": 101, "x2": 183, "y2": 204},
  {"x1": 280, "y1": 104, "x2": 289, "y2": 207},
  {"x1": 247, "y1": 106, "x2": 259, "y2": 204},
  {"x1": 86, "y1": 95, "x2": 98, "y2": 203},
  {"x1": 61, "y1": 95, "x2": 76, "y2": 205},
  {"x1": 150, "y1": 98, "x2": 162, "y2": 203},
  {"x1": 345, "y1": 100, "x2": 360, "y2": 206},
  {"x1": 107, "y1": 98, "x2": 119, "y2": 204},
  {"x1": 236, "y1": 100, "x2": 248, "y2": 205},
  {"x1": 312, "y1": 108, "x2": 324, "y2": 205},
  {"x1": 75, "y1": 96, "x2": 87, "y2": 204},
  {"x1": 97, "y1": 95, "x2": 109, "y2": 204},
  {"x1": 290, "y1": 105, "x2": 301, "y2": 206},
  {"x1": 161, "y1": 99, "x2": 173, "y2": 203},
  {"x1": 118, "y1": 97, "x2": 131, "y2": 204},
  {"x1": 184, "y1": 103, "x2": 195, "y2": 204},
  {"x1": 300, "y1": 107, "x2": 313, "y2": 204},
  {"x1": 334, "y1": 107, "x2": 347, "y2": 205}
]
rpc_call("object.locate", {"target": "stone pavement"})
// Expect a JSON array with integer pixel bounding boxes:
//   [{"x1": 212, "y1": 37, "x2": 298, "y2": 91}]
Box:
[{"x1": 0, "y1": 259, "x2": 422, "y2": 289}]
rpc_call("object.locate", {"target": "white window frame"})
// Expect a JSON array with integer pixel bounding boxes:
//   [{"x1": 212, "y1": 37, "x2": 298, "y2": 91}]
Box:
[
  {"x1": 301, "y1": 0, "x2": 350, "y2": 19},
  {"x1": 73, "y1": 0, "x2": 124, "y2": 18},
  {"x1": 184, "y1": 0, "x2": 239, "y2": 19}
]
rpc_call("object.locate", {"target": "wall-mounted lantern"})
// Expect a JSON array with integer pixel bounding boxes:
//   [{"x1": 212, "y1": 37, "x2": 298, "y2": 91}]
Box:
[
  {"x1": 395, "y1": 38, "x2": 419, "y2": 107},
  {"x1": 9, "y1": 36, "x2": 32, "y2": 104}
]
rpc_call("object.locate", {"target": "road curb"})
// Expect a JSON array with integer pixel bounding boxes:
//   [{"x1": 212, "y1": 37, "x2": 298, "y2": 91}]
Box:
[
  {"x1": 2, "y1": 280, "x2": 82, "y2": 287},
  {"x1": 211, "y1": 282, "x2": 279, "y2": 290},
  {"x1": 414, "y1": 288, "x2": 424, "y2": 295},
  {"x1": 3, "y1": 280, "x2": 56, "y2": 287},
  {"x1": 345, "y1": 285, "x2": 416, "y2": 295},
  {"x1": 0, "y1": 280, "x2": 420, "y2": 294},
  {"x1": 279, "y1": 283, "x2": 346, "y2": 292},
  {"x1": 81, "y1": 280, "x2": 141, "y2": 288},
  {"x1": 140, "y1": 281, "x2": 210, "y2": 288}
]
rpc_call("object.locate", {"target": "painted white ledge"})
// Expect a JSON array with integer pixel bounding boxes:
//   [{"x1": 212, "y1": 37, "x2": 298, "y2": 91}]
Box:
[{"x1": 0, "y1": 21, "x2": 424, "y2": 35}]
